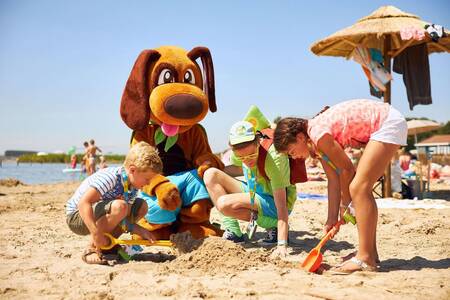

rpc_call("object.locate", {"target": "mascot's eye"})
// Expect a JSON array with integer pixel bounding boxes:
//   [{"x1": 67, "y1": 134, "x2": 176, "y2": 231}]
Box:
[
  {"x1": 158, "y1": 69, "x2": 174, "y2": 85},
  {"x1": 183, "y1": 69, "x2": 195, "y2": 84}
]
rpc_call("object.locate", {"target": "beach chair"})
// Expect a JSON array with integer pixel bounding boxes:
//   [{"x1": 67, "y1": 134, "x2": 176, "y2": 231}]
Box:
[{"x1": 372, "y1": 176, "x2": 384, "y2": 198}]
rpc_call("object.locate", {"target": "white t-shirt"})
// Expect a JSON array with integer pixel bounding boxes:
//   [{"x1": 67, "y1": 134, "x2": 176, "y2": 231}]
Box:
[{"x1": 65, "y1": 166, "x2": 137, "y2": 215}]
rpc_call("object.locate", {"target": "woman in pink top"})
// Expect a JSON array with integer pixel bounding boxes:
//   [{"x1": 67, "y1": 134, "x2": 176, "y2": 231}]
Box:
[
  {"x1": 273, "y1": 99, "x2": 407, "y2": 274},
  {"x1": 399, "y1": 149, "x2": 412, "y2": 171}
]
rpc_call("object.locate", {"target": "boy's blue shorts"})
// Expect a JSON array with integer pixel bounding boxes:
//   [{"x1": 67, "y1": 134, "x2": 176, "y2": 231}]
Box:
[
  {"x1": 240, "y1": 182, "x2": 277, "y2": 218},
  {"x1": 140, "y1": 169, "x2": 210, "y2": 224},
  {"x1": 240, "y1": 182, "x2": 292, "y2": 228}
]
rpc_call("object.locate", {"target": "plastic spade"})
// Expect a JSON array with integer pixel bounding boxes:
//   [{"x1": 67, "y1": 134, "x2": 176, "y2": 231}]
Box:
[
  {"x1": 101, "y1": 233, "x2": 173, "y2": 250},
  {"x1": 301, "y1": 219, "x2": 345, "y2": 272}
]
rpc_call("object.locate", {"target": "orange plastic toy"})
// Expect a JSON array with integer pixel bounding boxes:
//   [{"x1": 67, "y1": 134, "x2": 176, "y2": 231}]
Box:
[{"x1": 301, "y1": 220, "x2": 345, "y2": 272}]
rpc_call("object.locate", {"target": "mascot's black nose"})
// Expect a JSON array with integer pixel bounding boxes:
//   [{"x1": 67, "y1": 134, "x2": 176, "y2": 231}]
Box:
[{"x1": 164, "y1": 94, "x2": 203, "y2": 119}]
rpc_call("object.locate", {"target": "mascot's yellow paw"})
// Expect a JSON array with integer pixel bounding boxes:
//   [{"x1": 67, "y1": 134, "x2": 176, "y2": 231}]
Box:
[
  {"x1": 156, "y1": 181, "x2": 181, "y2": 211},
  {"x1": 144, "y1": 174, "x2": 182, "y2": 211}
]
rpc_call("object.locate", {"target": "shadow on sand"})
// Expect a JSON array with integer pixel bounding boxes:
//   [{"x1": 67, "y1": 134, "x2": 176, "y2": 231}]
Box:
[
  {"x1": 131, "y1": 252, "x2": 176, "y2": 263},
  {"x1": 379, "y1": 256, "x2": 450, "y2": 272},
  {"x1": 241, "y1": 230, "x2": 355, "y2": 255}
]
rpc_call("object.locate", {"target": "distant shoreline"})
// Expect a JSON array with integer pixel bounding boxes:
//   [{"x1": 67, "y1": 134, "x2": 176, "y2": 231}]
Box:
[{"x1": 0, "y1": 156, "x2": 17, "y2": 162}]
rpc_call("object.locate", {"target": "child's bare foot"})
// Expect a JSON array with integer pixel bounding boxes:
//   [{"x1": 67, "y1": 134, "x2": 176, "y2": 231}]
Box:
[{"x1": 82, "y1": 248, "x2": 107, "y2": 265}]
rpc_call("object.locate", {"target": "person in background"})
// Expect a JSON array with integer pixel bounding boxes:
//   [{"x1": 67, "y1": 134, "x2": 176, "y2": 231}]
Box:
[
  {"x1": 87, "y1": 139, "x2": 102, "y2": 175},
  {"x1": 391, "y1": 150, "x2": 403, "y2": 198},
  {"x1": 70, "y1": 154, "x2": 78, "y2": 169},
  {"x1": 399, "y1": 148, "x2": 412, "y2": 171},
  {"x1": 99, "y1": 156, "x2": 108, "y2": 169},
  {"x1": 82, "y1": 141, "x2": 90, "y2": 174}
]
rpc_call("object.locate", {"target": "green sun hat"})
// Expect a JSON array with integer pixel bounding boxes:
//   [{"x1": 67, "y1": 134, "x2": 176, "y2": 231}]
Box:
[{"x1": 244, "y1": 105, "x2": 271, "y2": 131}]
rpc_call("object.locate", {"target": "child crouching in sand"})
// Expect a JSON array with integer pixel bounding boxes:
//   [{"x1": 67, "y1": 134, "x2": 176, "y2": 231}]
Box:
[
  {"x1": 274, "y1": 99, "x2": 407, "y2": 274},
  {"x1": 204, "y1": 121, "x2": 297, "y2": 259},
  {"x1": 65, "y1": 142, "x2": 161, "y2": 264}
]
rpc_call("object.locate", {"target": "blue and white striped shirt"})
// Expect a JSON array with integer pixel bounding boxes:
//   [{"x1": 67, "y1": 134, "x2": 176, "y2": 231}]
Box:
[{"x1": 65, "y1": 166, "x2": 137, "y2": 215}]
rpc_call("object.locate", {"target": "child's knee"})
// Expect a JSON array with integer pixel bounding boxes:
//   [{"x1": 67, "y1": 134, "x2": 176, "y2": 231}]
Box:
[
  {"x1": 203, "y1": 167, "x2": 220, "y2": 186},
  {"x1": 110, "y1": 200, "x2": 128, "y2": 218}
]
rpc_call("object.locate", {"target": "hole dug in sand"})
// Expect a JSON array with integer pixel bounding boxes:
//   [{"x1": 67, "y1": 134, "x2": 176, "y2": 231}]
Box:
[{"x1": 162, "y1": 232, "x2": 293, "y2": 275}]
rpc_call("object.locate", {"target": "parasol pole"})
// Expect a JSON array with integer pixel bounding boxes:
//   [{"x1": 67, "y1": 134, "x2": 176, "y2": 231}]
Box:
[{"x1": 383, "y1": 35, "x2": 393, "y2": 198}]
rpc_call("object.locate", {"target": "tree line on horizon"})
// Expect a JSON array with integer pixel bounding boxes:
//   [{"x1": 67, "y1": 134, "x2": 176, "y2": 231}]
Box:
[{"x1": 16, "y1": 154, "x2": 125, "y2": 164}]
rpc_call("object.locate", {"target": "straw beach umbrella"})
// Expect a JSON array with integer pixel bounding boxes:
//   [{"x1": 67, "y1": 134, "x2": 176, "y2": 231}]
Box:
[
  {"x1": 310, "y1": 5, "x2": 449, "y2": 197},
  {"x1": 311, "y1": 6, "x2": 450, "y2": 58}
]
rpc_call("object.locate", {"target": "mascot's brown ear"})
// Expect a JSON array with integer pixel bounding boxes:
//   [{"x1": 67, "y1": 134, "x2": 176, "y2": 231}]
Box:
[
  {"x1": 187, "y1": 47, "x2": 217, "y2": 112},
  {"x1": 120, "y1": 50, "x2": 161, "y2": 130}
]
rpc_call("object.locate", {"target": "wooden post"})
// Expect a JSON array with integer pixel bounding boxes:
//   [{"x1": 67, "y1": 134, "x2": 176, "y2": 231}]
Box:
[{"x1": 383, "y1": 36, "x2": 393, "y2": 198}]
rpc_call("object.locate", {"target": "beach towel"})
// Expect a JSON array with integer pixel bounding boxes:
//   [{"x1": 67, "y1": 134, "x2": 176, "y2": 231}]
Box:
[{"x1": 351, "y1": 45, "x2": 392, "y2": 92}]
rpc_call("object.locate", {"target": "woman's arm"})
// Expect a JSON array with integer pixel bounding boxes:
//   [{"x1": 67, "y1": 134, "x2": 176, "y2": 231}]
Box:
[
  {"x1": 317, "y1": 134, "x2": 355, "y2": 208},
  {"x1": 320, "y1": 156, "x2": 341, "y2": 228}
]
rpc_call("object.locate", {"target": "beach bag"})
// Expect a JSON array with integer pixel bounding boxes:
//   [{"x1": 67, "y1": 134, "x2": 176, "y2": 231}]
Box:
[{"x1": 243, "y1": 105, "x2": 307, "y2": 185}]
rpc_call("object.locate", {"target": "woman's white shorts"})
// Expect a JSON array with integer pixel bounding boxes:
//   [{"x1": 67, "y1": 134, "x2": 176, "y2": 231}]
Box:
[{"x1": 370, "y1": 106, "x2": 408, "y2": 146}]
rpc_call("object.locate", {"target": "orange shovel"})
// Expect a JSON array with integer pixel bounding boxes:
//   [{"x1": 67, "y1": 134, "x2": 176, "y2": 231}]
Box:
[
  {"x1": 101, "y1": 233, "x2": 173, "y2": 250},
  {"x1": 301, "y1": 220, "x2": 345, "y2": 272}
]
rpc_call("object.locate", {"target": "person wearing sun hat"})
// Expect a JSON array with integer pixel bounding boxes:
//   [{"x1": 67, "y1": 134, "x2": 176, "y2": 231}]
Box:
[{"x1": 203, "y1": 117, "x2": 297, "y2": 259}]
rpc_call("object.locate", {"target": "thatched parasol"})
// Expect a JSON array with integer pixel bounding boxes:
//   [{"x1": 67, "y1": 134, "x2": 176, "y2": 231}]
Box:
[
  {"x1": 310, "y1": 5, "x2": 449, "y2": 197},
  {"x1": 311, "y1": 5, "x2": 450, "y2": 58}
]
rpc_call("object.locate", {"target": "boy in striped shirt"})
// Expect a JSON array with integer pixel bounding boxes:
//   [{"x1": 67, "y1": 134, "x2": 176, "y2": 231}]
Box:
[{"x1": 66, "y1": 142, "x2": 175, "y2": 264}]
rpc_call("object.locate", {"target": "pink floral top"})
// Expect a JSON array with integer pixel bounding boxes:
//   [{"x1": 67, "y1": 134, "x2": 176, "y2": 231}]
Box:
[{"x1": 308, "y1": 99, "x2": 390, "y2": 148}]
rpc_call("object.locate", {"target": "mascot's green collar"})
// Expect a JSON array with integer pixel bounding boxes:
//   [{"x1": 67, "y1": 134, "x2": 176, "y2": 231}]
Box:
[{"x1": 153, "y1": 126, "x2": 178, "y2": 152}]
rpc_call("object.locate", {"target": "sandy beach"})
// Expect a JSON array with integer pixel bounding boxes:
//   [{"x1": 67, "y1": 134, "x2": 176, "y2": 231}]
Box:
[{"x1": 0, "y1": 180, "x2": 449, "y2": 300}]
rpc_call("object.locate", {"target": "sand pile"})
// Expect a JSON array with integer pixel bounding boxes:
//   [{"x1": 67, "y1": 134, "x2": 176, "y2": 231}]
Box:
[
  {"x1": 160, "y1": 234, "x2": 292, "y2": 275},
  {"x1": 169, "y1": 231, "x2": 203, "y2": 254}
]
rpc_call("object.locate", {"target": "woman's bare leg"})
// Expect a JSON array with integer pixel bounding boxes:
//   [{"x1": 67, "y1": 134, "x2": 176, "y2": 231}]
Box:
[{"x1": 339, "y1": 140, "x2": 399, "y2": 271}]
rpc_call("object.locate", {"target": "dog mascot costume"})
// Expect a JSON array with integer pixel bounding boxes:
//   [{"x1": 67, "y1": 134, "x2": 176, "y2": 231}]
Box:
[{"x1": 120, "y1": 46, "x2": 224, "y2": 239}]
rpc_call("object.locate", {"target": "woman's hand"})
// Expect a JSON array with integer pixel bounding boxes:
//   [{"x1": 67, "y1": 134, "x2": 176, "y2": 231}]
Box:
[
  {"x1": 323, "y1": 218, "x2": 340, "y2": 238},
  {"x1": 270, "y1": 245, "x2": 288, "y2": 260}
]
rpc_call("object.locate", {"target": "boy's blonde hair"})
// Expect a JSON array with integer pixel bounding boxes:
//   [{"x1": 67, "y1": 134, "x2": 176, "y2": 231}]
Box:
[{"x1": 124, "y1": 141, "x2": 163, "y2": 173}]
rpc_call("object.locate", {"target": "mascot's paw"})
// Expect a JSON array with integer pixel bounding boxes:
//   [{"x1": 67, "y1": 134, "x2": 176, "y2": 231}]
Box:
[
  {"x1": 156, "y1": 182, "x2": 181, "y2": 211},
  {"x1": 133, "y1": 219, "x2": 173, "y2": 240},
  {"x1": 146, "y1": 174, "x2": 182, "y2": 211},
  {"x1": 197, "y1": 163, "x2": 212, "y2": 179},
  {"x1": 178, "y1": 222, "x2": 223, "y2": 239}
]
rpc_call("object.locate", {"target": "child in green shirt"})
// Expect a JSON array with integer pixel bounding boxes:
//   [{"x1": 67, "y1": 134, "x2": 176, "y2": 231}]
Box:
[{"x1": 203, "y1": 121, "x2": 296, "y2": 258}]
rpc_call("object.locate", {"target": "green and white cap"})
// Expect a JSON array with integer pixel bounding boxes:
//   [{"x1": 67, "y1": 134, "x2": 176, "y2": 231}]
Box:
[{"x1": 229, "y1": 121, "x2": 256, "y2": 146}]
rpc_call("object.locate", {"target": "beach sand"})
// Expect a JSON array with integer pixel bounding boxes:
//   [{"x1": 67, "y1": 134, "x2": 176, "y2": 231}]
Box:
[{"x1": 0, "y1": 180, "x2": 449, "y2": 299}]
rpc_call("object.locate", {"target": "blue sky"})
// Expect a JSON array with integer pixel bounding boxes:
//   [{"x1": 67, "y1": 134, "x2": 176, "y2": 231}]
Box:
[{"x1": 1, "y1": 0, "x2": 449, "y2": 154}]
